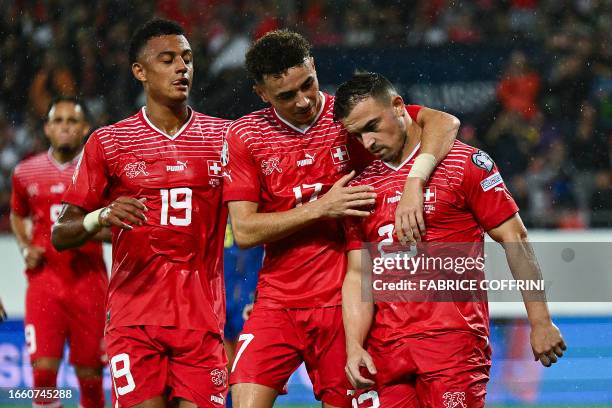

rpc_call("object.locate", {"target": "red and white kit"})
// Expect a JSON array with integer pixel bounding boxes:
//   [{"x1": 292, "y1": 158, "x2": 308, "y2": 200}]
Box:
[
  {"x1": 11, "y1": 151, "x2": 107, "y2": 367},
  {"x1": 63, "y1": 108, "x2": 230, "y2": 407},
  {"x1": 345, "y1": 141, "x2": 519, "y2": 407},
  {"x1": 224, "y1": 92, "x2": 421, "y2": 406}
]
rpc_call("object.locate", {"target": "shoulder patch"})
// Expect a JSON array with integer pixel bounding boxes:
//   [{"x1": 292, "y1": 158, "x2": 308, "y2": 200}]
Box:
[
  {"x1": 471, "y1": 151, "x2": 494, "y2": 172},
  {"x1": 480, "y1": 172, "x2": 503, "y2": 192}
]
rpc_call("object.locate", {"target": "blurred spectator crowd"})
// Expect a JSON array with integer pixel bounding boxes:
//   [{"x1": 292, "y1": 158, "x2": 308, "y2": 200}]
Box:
[{"x1": 0, "y1": 0, "x2": 611, "y2": 229}]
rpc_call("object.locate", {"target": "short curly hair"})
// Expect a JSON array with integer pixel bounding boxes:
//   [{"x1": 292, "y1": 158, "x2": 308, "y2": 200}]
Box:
[
  {"x1": 129, "y1": 18, "x2": 185, "y2": 64},
  {"x1": 245, "y1": 30, "x2": 312, "y2": 83}
]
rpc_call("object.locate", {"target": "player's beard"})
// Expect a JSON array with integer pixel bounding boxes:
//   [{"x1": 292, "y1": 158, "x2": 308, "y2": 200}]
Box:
[{"x1": 56, "y1": 144, "x2": 80, "y2": 156}]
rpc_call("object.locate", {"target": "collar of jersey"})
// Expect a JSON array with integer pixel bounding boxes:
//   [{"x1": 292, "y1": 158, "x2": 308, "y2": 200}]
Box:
[
  {"x1": 140, "y1": 106, "x2": 194, "y2": 140},
  {"x1": 47, "y1": 148, "x2": 82, "y2": 171},
  {"x1": 382, "y1": 142, "x2": 421, "y2": 171},
  {"x1": 272, "y1": 92, "x2": 326, "y2": 135}
]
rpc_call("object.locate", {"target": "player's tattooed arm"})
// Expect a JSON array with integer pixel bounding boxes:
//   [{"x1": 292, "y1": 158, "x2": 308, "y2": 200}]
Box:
[
  {"x1": 343, "y1": 250, "x2": 376, "y2": 388},
  {"x1": 396, "y1": 107, "x2": 460, "y2": 244},
  {"x1": 228, "y1": 171, "x2": 375, "y2": 248},
  {"x1": 52, "y1": 198, "x2": 147, "y2": 251},
  {"x1": 488, "y1": 214, "x2": 567, "y2": 367},
  {"x1": 10, "y1": 212, "x2": 45, "y2": 269}
]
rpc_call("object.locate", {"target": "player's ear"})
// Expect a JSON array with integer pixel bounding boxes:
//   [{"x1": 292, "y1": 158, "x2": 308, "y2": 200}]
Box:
[
  {"x1": 392, "y1": 95, "x2": 405, "y2": 117},
  {"x1": 132, "y1": 62, "x2": 146, "y2": 83},
  {"x1": 254, "y1": 84, "x2": 269, "y2": 104}
]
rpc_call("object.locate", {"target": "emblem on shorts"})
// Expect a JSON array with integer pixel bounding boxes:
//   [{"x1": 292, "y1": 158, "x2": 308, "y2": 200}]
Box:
[
  {"x1": 443, "y1": 391, "x2": 466, "y2": 408},
  {"x1": 124, "y1": 161, "x2": 149, "y2": 179},
  {"x1": 210, "y1": 368, "x2": 227, "y2": 387},
  {"x1": 210, "y1": 393, "x2": 225, "y2": 405},
  {"x1": 261, "y1": 156, "x2": 282, "y2": 175}
]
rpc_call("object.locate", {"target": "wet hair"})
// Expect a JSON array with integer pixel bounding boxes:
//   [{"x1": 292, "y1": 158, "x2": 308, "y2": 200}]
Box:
[
  {"x1": 245, "y1": 30, "x2": 312, "y2": 83},
  {"x1": 46, "y1": 96, "x2": 90, "y2": 123},
  {"x1": 333, "y1": 72, "x2": 398, "y2": 121},
  {"x1": 129, "y1": 18, "x2": 185, "y2": 63}
]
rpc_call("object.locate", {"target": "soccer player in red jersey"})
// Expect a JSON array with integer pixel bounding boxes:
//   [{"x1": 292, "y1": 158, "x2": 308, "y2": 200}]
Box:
[
  {"x1": 335, "y1": 73, "x2": 566, "y2": 407},
  {"x1": 223, "y1": 30, "x2": 460, "y2": 408},
  {"x1": 52, "y1": 19, "x2": 230, "y2": 408},
  {"x1": 11, "y1": 97, "x2": 108, "y2": 408}
]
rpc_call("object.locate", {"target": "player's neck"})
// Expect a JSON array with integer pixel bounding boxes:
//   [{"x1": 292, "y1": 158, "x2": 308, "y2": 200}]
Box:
[
  {"x1": 144, "y1": 100, "x2": 190, "y2": 136},
  {"x1": 50, "y1": 147, "x2": 80, "y2": 164},
  {"x1": 392, "y1": 121, "x2": 422, "y2": 167}
]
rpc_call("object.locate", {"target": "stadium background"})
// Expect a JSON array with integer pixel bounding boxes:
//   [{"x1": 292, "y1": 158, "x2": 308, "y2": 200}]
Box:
[{"x1": 0, "y1": 0, "x2": 611, "y2": 406}]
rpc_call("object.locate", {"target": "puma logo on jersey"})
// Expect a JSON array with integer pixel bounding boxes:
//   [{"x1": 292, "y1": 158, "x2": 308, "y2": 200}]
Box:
[
  {"x1": 387, "y1": 190, "x2": 403, "y2": 204},
  {"x1": 124, "y1": 161, "x2": 149, "y2": 179},
  {"x1": 166, "y1": 160, "x2": 188, "y2": 172},
  {"x1": 297, "y1": 153, "x2": 316, "y2": 167},
  {"x1": 50, "y1": 183, "x2": 65, "y2": 194}
]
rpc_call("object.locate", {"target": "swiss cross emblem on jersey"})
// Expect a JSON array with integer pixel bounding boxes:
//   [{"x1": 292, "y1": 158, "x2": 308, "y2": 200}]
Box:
[
  {"x1": 208, "y1": 160, "x2": 222, "y2": 177},
  {"x1": 330, "y1": 145, "x2": 350, "y2": 164},
  {"x1": 424, "y1": 186, "x2": 436, "y2": 213}
]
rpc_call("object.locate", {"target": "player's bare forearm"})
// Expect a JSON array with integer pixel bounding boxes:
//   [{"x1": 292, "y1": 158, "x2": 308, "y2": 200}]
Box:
[
  {"x1": 52, "y1": 204, "x2": 98, "y2": 251},
  {"x1": 10, "y1": 212, "x2": 31, "y2": 250},
  {"x1": 227, "y1": 200, "x2": 323, "y2": 248},
  {"x1": 488, "y1": 214, "x2": 551, "y2": 323},
  {"x1": 488, "y1": 214, "x2": 566, "y2": 366},
  {"x1": 342, "y1": 250, "x2": 374, "y2": 351},
  {"x1": 415, "y1": 107, "x2": 459, "y2": 163},
  {"x1": 93, "y1": 228, "x2": 112, "y2": 243},
  {"x1": 228, "y1": 172, "x2": 375, "y2": 248}
]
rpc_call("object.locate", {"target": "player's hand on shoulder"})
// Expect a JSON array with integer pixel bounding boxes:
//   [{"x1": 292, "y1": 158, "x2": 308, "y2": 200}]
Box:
[
  {"x1": 345, "y1": 344, "x2": 377, "y2": 389},
  {"x1": 395, "y1": 177, "x2": 426, "y2": 244},
  {"x1": 101, "y1": 197, "x2": 148, "y2": 230},
  {"x1": 530, "y1": 320, "x2": 566, "y2": 367},
  {"x1": 22, "y1": 245, "x2": 45, "y2": 269},
  {"x1": 316, "y1": 171, "x2": 376, "y2": 218}
]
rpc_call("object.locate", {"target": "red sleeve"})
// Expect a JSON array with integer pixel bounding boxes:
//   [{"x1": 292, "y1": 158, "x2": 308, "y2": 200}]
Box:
[
  {"x1": 10, "y1": 169, "x2": 30, "y2": 217},
  {"x1": 461, "y1": 150, "x2": 519, "y2": 231},
  {"x1": 406, "y1": 105, "x2": 422, "y2": 121},
  {"x1": 62, "y1": 131, "x2": 110, "y2": 211},
  {"x1": 343, "y1": 216, "x2": 366, "y2": 252},
  {"x1": 223, "y1": 126, "x2": 260, "y2": 203}
]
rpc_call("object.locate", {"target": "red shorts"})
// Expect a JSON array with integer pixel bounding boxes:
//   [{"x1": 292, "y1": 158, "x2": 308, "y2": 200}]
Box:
[
  {"x1": 352, "y1": 331, "x2": 491, "y2": 408},
  {"x1": 106, "y1": 325, "x2": 228, "y2": 407},
  {"x1": 24, "y1": 271, "x2": 106, "y2": 367},
  {"x1": 230, "y1": 305, "x2": 351, "y2": 407}
]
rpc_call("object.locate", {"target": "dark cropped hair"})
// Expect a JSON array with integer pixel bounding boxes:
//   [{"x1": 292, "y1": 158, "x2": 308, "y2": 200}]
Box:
[
  {"x1": 46, "y1": 96, "x2": 90, "y2": 123},
  {"x1": 129, "y1": 18, "x2": 185, "y2": 63},
  {"x1": 334, "y1": 72, "x2": 398, "y2": 121},
  {"x1": 245, "y1": 30, "x2": 312, "y2": 83}
]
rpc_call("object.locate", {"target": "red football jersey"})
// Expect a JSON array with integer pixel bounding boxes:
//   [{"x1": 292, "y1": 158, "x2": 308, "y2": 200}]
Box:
[
  {"x1": 63, "y1": 108, "x2": 230, "y2": 333},
  {"x1": 345, "y1": 141, "x2": 519, "y2": 344},
  {"x1": 223, "y1": 93, "x2": 421, "y2": 308},
  {"x1": 11, "y1": 150, "x2": 106, "y2": 281}
]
